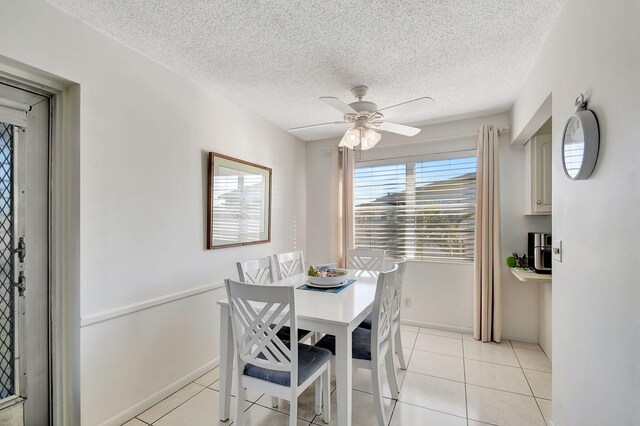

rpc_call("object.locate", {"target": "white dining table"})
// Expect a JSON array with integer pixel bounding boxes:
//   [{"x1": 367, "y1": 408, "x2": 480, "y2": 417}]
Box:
[{"x1": 217, "y1": 269, "x2": 380, "y2": 426}]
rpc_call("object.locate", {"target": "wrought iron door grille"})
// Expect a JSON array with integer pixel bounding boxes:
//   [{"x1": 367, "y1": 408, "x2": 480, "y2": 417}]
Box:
[{"x1": 0, "y1": 122, "x2": 15, "y2": 399}]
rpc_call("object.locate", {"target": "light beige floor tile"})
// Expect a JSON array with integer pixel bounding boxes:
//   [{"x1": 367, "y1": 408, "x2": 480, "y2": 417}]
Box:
[
  {"x1": 194, "y1": 367, "x2": 220, "y2": 387},
  {"x1": 466, "y1": 384, "x2": 546, "y2": 426},
  {"x1": 256, "y1": 384, "x2": 322, "y2": 422},
  {"x1": 464, "y1": 359, "x2": 532, "y2": 395},
  {"x1": 463, "y1": 333, "x2": 476, "y2": 341},
  {"x1": 400, "y1": 324, "x2": 420, "y2": 333},
  {"x1": 463, "y1": 340, "x2": 519, "y2": 367},
  {"x1": 400, "y1": 330, "x2": 417, "y2": 348},
  {"x1": 418, "y1": 327, "x2": 463, "y2": 340},
  {"x1": 312, "y1": 389, "x2": 395, "y2": 426},
  {"x1": 398, "y1": 372, "x2": 466, "y2": 417},
  {"x1": 351, "y1": 365, "x2": 406, "y2": 399},
  {"x1": 511, "y1": 341, "x2": 542, "y2": 351},
  {"x1": 514, "y1": 348, "x2": 552, "y2": 372},
  {"x1": 467, "y1": 420, "x2": 495, "y2": 426},
  {"x1": 390, "y1": 401, "x2": 467, "y2": 425},
  {"x1": 154, "y1": 388, "x2": 249, "y2": 426},
  {"x1": 413, "y1": 333, "x2": 463, "y2": 357},
  {"x1": 524, "y1": 369, "x2": 552, "y2": 400},
  {"x1": 537, "y1": 398, "x2": 553, "y2": 425},
  {"x1": 407, "y1": 349, "x2": 465, "y2": 382},
  {"x1": 122, "y1": 419, "x2": 147, "y2": 426},
  {"x1": 209, "y1": 376, "x2": 264, "y2": 402},
  {"x1": 241, "y1": 403, "x2": 309, "y2": 426},
  {"x1": 137, "y1": 382, "x2": 204, "y2": 423}
]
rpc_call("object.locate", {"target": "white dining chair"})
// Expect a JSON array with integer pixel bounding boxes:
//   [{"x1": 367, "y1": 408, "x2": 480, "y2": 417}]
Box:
[
  {"x1": 358, "y1": 257, "x2": 408, "y2": 369},
  {"x1": 315, "y1": 265, "x2": 400, "y2": 426},
  {"x1": 236, "y1": 256, "x2": 314, "y2": 408},
  {"x1": 274, "y1": 250, "x2": 305, "y2": 280},
  {"x1": 225, "y1": 279, "x2": 331, "y2": 426},
  {"x1": 346, "y1": 248, "x2": 386, "y2": 272},
  {"x1": 236, "y1": 256, "x2": 275, "y2": 285},
  {"x1": 237, "y1": 256, "x2": 313, "y2": 341}
]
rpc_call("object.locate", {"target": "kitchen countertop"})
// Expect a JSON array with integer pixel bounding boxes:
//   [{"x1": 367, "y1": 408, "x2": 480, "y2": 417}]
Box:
[{"x1": 510, "y1": 268, "x2": 552, "y2": 283}]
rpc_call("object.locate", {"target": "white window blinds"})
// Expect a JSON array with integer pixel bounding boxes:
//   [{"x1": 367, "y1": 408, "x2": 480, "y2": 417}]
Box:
[{"x1": 354, "y1": 156, "x2": 477, "y2": 262}]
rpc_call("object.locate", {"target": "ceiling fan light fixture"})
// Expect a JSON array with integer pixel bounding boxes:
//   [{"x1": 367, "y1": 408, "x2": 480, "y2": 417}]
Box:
[
  {"x1": 361, "y1": 128, "x2": 382, "y2": 150},
  {"x1": 340, "y1": 127, "x2": 362, "y2": 148}
]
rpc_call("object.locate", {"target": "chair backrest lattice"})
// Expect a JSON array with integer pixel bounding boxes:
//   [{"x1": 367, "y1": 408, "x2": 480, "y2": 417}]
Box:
[
  {"x1": 225, "y1": 279, "x2": 296, "y2": 372},
  {"x1": 391, "y1": 257, "x2": 407, "y2": 322},
  {"x1": 237, "y1": 256, "x2": 275, "y2": 285},
  {"x1": 274, "y1": 250, "x2": 305, "y2": 279},
  {"x1": 346, "y1": 248, "x2": 386, "y2": 272},
  {"x1": 371, "y1": 265, "x2": 399, "y2": 357}
]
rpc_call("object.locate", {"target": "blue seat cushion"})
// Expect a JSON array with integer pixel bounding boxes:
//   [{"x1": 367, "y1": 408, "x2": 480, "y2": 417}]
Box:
[
  {"x1": 276, "y1": 326, "x2": 313, "y2": 342},
  {"x1": 357, "y1": 313, "x2": 373, "y2": 330},
  {"x1": 244, "y1": 342, "x2": 332, "y2": 387},
  {"x1": 315, "y1": 328, "x2": 372, "y2": 361}
]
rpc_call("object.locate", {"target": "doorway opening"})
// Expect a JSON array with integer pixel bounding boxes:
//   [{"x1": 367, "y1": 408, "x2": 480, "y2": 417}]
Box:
[
  {"x1": 0, "y1": 61, "x2": 81, "y2": 426},
  {"x1": 0, "y1": 81, "x2": 51, "y2": 425}
]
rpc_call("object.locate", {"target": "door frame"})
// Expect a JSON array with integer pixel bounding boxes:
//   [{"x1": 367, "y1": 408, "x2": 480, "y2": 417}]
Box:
[{"x1": 0, "y1": 57, "x2": 81, "y2": 426}]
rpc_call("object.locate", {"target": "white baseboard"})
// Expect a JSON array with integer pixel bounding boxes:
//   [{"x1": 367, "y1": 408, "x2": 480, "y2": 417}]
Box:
[
  {"x1": 98, "y1": 358, "x2": 220, "y2": 426},
  {"x1": 401, "y1": 319, "x2": 473, "y2": 336}
]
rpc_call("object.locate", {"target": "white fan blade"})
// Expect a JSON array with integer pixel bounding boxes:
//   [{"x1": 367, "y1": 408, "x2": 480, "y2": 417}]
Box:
[
  {"x1": 375, "y1": 121, "x2": 421, "y2": 137},
  {"x1": 288, "y1": 121, "x2": 348, "y2": 133},
  {"x1": 320, "y1": 97, "x2": 358, "y2": 114},
  {"x1": 376, "y1": 97, "x2": 435, "y2": 119}
]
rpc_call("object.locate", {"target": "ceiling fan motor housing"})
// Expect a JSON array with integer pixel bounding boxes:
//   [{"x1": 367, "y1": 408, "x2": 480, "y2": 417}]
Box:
[{"x1": 348, "y1": 100, "x2": 378, "y2": 113}]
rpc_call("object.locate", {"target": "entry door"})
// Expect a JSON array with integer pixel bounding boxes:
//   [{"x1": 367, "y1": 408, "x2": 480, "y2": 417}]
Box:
[{"x1": 0, "y1": 83, "x2": 50, "y2": 425}]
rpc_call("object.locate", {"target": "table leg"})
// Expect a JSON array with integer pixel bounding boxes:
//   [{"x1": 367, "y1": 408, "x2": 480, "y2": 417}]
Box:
[
  {"x1": 335, "y1": 328, "x2": 352, "y2": 426},
  {"x1": 219, "y1": 304, "x2": 234, "y2": 421}
]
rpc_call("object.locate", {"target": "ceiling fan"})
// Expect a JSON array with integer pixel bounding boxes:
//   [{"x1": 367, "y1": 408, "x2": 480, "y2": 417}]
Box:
[{"x1": 288, "y1": 86, "x2": 434, "y2": 150}]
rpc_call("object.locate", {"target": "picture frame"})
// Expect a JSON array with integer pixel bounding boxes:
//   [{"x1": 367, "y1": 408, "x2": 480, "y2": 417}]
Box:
[{"x1": 207, "y1": 152, "x2": 272, "y2": 249}]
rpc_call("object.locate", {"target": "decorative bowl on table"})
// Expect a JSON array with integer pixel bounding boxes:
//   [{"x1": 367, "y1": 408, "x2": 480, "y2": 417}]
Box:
[{"x1": 306, "y1": 265, "x2": 348, "y2": 286}]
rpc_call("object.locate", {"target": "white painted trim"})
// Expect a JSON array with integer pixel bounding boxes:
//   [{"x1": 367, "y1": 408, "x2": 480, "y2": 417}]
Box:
[
  {"x1": 97, "y1": 358, "x2": 220, "y2": 426},
  {"x1": 81, "y1": 282, "x2": 225, "y2": 327},
  {"x1": 401, "y1": 319, "x2": 474, "y2": 336}
]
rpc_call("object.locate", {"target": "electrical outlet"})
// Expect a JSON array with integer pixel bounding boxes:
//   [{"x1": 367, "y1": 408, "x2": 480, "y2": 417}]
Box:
[{"x1": 404, "y1": 298, "x2": 411, "y2": 308}]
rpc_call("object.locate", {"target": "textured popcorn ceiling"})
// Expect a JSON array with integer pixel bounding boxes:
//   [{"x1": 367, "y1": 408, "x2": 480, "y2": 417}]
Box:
[{"x1": 47, "y1": 0, "x2": 565, "y2": 140}]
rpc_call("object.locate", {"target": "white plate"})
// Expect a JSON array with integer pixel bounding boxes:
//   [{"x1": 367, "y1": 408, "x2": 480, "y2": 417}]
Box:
[{"x1": 305, "y1": 280, "x2": 347, "y2": 289}]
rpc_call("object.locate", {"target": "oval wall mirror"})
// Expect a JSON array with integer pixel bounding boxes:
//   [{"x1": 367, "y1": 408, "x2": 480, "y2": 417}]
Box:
[{"x1": 562, "y1": 94, "x2": 600, "y2": 180}]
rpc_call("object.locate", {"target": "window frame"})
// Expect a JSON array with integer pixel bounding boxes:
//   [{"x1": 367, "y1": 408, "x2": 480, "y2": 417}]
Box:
[{"x1": 353, "y1": 149, "x2": 477, "y2": 264}]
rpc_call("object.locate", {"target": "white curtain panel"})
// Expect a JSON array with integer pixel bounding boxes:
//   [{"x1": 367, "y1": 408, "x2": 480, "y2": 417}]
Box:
[
  {"x1": 338, "y1": 147, "x2": 355, "y2": 268},
  {"x1": 474, "y1": 125, "x2": 502, "y2": 343}
]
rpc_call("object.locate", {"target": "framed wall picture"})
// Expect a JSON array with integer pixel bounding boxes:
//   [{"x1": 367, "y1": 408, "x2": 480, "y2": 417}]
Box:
[{"x1": 207, "y1": 152, "x2": 272, "y2": 249}]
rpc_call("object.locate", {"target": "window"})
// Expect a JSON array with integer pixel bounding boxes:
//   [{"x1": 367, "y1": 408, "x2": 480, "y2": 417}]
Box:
[{"x1": 353, "y1": 155, "x2": 477, "y2": 262}]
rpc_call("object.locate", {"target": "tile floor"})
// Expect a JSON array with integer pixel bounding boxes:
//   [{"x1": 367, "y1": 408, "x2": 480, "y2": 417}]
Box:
[{"x1": 123, "y1": 325, "x2": 552, "y2": 426}]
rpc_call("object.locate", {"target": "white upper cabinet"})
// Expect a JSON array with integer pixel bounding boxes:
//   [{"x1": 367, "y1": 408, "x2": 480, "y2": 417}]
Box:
[{"x1": 524, "y1": 134, "x2": 552, "y2": 215}]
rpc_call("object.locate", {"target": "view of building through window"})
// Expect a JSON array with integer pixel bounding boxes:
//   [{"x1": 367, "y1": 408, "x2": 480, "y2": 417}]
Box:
[{"x1": 354, "y1": 156, "x2": 477, "y2": 262}]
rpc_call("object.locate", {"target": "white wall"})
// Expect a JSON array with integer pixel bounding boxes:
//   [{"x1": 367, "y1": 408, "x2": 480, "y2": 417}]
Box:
[
  {"x1": 308, "y1": 112, "x2": 550, "y2": 340},
  {"x1": 511, "y1": 0, "x2": 640, "y2": 424},
  {"x1": 0, "y1": 1, "x2": 307, "y2": 424}
]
